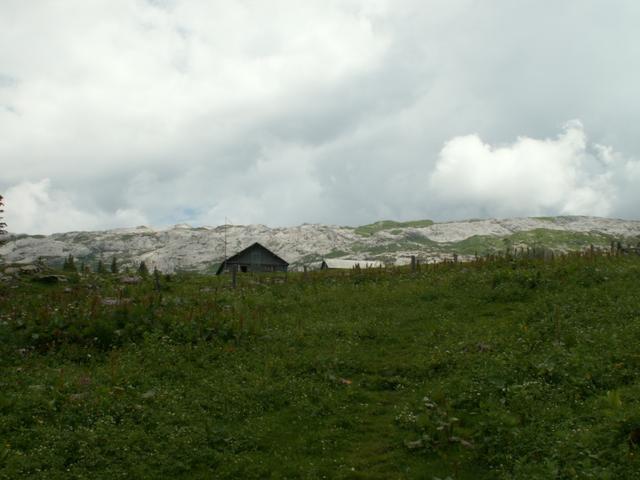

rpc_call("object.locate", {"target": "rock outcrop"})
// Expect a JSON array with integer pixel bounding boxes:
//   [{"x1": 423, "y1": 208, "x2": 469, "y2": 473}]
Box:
[{"x1": 1, "y1": 216, "x2": 639, "y2": 273}]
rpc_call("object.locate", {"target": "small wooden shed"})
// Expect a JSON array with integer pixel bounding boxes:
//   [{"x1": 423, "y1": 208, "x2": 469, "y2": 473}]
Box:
[
  {"x1": 216, "y1": 242, "x2": 289, "y2": 275},
  {"x1": 320, "y1": 259, "x2": 383, "y2": 270}
]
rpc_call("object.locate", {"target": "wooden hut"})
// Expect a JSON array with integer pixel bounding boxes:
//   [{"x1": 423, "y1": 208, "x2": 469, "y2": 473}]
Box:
[
  {"x1": 216, "y1": 242, "x2": 288, "y2": 274},
  {"x1": 320, "y1": 259, "x2": 383, "y2": 270}
]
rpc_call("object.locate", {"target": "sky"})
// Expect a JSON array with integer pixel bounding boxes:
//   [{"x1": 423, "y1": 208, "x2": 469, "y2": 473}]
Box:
[{"x1": 2, "y1": 0, "x2": 640, "y2": 234}]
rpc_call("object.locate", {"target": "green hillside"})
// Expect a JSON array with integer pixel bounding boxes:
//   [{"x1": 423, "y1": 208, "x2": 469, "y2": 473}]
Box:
[
  {"x1": 1, "y1": 254, "x2": 640, "y2": 478},
  {"x1": 346, "y1": 221, "x2": 631, "y2": 264},
  {"x1": 444, "y1": 229, "x2": 616, "y2": 256},
  {"x1": 353, "y1": 219, "x2": 435, "y2": 236}
]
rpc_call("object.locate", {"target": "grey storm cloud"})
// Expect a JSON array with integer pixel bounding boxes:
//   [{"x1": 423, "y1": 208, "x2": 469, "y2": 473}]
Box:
[{"x1": 1, "y1": 0, "x2": 640, "y2": 234}]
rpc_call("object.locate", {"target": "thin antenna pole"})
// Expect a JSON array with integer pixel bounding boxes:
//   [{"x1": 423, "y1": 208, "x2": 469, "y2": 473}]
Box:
[{"x1": 224, "y1": 216, "x2": 228, "y2": 262}]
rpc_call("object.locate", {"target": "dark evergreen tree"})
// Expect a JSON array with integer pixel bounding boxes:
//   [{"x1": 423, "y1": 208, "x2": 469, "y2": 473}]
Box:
[
  {"x1": 97, "y1": 259, "x2": 106, "y2": 274},
  {"x1": 63, "y1": 254, "x2": 77, "y2": 272},
  {"x1": 138, "y1": 261, "x2": 149, "y2": 277},
  {"x1": 110, "y1": 256, "x2": 118, "y2": 274},
  {"x1": 36, "y1": 257, "x2": 46, "y2": 269},
  {"x1": 0, "y1": 195, "x2": 6, "y2": 239},
  {"x1": 153, "y1": 267, "x2": 161, "y2": 291}
]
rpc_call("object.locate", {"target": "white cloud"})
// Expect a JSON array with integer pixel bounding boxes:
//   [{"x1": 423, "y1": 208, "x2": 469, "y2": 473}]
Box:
[
  {"x1": 2, "y1": 1, "x2": 640, "y2": 232},
  {"x1": 0, "y1": 0, "x2": 390, "y2": 183},
  {"x1": 195, "y1": 141, "x2": 324, "y2": 226},
  {"x1": 4, "y1": 179, "x2": 147, "y2": 234},
  {"x1": 428, "y1": 122, "x2": 618, "y2": 218}
]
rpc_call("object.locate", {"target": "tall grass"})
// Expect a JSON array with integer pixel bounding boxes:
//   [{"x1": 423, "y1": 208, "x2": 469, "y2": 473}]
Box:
[{"x1": 1, "y1": 252, "x2": 640, "y2": 478}]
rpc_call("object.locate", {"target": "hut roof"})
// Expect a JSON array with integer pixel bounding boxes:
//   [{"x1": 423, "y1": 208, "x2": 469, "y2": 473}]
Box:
[{"x1": 216, "y1": 242, "x2": 289, "y2": 274}]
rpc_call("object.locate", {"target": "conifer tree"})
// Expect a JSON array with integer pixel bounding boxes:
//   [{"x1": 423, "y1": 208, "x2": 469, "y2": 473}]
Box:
[
  {"x1": 0, "y1": 195, "x2": 6, "y2": 239},
  {"x1": 110, "y1": 256, "x2": 118, "y2": 274},
  {"x1": 138, "y1": 261, "x2": 149, "y2": 277},
  {"x1": 153, "y1": 267, "x2": 162, "y2": 291},
  {"x1": 63, "y1": 254, "x2": 77, "y2": 272},
  {"x1": 97, "y1": 259, "x2": 105, "y2": 274}
]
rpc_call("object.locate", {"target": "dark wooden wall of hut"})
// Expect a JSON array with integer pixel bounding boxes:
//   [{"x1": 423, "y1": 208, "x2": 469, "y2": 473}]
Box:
[{"x1": 219, "y1": 243, "x2": 288, "y2": 274}]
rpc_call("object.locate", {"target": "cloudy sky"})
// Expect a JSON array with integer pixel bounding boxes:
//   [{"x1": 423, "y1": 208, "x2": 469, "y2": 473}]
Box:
[{"x1": 2, "y1": 0, "x2": 640, "y2": 234}]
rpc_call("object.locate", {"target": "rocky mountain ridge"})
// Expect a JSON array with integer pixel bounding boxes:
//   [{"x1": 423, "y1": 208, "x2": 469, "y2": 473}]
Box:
[{"x1": 1, "y1": 216, "x2": 640, "y2": 273}]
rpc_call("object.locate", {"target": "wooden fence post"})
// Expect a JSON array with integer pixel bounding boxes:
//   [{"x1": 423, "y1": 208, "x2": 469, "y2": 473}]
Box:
[
  {"x1": 231, "y1": 264, "x2": 237, "y2": 289},
  {"x1": 153, "y1": 268, "x2": 161, "y2": 291}
]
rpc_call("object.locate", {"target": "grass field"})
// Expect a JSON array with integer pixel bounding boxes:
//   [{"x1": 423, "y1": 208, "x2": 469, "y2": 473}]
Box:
[
  {"x1": 353, "y1": 219, "x2": 435, "y2": 236},
  {"x1": 1, "y1": 254, "x2": 640, "y2": 479}
]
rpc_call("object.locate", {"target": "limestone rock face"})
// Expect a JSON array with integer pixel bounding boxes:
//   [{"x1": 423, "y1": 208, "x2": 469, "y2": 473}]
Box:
[{"x1": 1, "y1": 216, "x2": 639, "y2": 273}]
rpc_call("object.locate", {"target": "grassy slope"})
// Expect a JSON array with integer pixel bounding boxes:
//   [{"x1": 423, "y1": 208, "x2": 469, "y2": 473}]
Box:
[
  {"x1": 342, "y1": 222, "x2": 623, "y2": 261},
  {"x1": 1, "y1": 256, "x2": 640, "y2": 479},
  {"x1": 446, "y1": 229, "x2": 616, "y2": 256},
  {"x1": 353, "y1": 220, "x2": 435, "y2": 236}
]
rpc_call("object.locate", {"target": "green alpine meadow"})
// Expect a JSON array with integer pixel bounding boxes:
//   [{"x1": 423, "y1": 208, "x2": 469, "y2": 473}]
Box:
[
  {"x1": 1, "y1": 252, "x2": 639, "y2": 479},
  {"x1": 5, "y1": 1, "x2": 640, "y2": 478}
]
